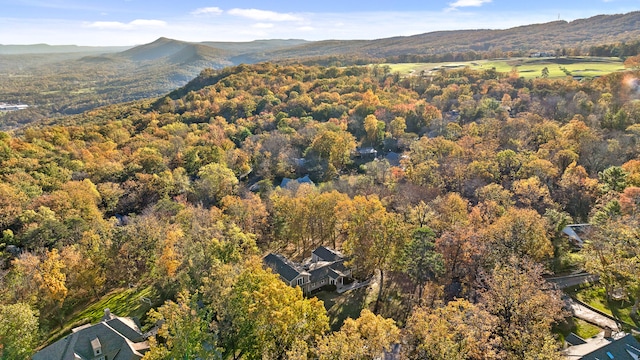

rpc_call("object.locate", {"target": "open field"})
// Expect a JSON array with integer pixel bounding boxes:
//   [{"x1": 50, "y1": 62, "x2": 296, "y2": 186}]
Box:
[
  {"x1": 313, "y1": 288, "x2": 368, "y2": 331},
  {"x1": 43, "y1": 285, "x2": 159, "y2": 348},
  {"x1": 385, "y1": 57, "x2": 625, "y2": 79}
]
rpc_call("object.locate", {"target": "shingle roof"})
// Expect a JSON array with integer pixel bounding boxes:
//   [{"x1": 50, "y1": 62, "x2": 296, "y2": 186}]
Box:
[
  {"x1": 308, "y1": 260, "x2": 348, "y2": 282},
  {"x1": 312, "y1": 246, "x2": 343, "y2": 262},
  {"x1": 33, "y1": 312, "x2": 148, "y2": 360},
  {"x1": 264, "y1": 253, "x2": 303, "y2": 282},
  {"x1": 280, "y1": 175, "x2": 314, "y2": 188},
  {"x1": 566, "y1": 332, "x2": 587, "y2": 346},
  {"x1": 581, "y1": 334, "x2": 640, "y2": 360}
]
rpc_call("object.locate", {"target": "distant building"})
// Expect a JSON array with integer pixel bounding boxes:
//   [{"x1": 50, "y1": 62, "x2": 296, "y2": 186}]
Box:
[
  {"x1": 530, "y1": 51, "x2": 555, "y2": 58},
  {"x1": 0, "y1": 103, "x2": 29, "y2": 111},
  {"x1": 562, "y1": 224, "x2": 592, "y2": 248},
  {"x1": 280, "y1": 174, "x2": 314, "y2": 188},
  {"x1": 354, "y1": 147, "x2": 378, "y2": 159},
  {"x1": 33, "y1": 309, "x2": 150, "y2": 360},
  {"x1": 263, "y1": 246, "x2": 352, "y2": 293}
]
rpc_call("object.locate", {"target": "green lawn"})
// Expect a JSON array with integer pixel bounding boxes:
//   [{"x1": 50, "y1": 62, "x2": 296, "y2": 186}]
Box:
[
  {"x1": 384, "y1": 57, "x2": 625, "y2": 79},
  {"x1": 312, "y1": 288, "x2": 367, "y2": 331},
  {"x1": 570, "y1": 285, "x2": 640, "y2": 329},
  {"x1": 574, "y1": 318, "x2": 603, "y2": 339},
  {"x1": 43, "y1": 285, "x2": 160, "y2": 347},
  {"x1": 555, "y1": 317, "x2": 602, "y2": 343}
]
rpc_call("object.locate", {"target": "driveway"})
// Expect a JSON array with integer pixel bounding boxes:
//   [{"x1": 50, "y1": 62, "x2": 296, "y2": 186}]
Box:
[{"x1": 564, "y1": 296, "x2": 620, "y2": 330}]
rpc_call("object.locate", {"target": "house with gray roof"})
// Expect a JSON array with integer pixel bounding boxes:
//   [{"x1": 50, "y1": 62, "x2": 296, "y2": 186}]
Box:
[
  {"x1": 33, "y1": 309, "x2": 150, "y2": 360},
  {"x1": 280, "y1": 175, "x2": 314, "y2": 188},
  {"x1": 312, "y1": 246, "x2": 343, "y2": 263},
  {"x1": 564, "y1": 332, "x2": 640, "y2": 359},
  {"x1": 562, "y1": 224, "x2": 591, "y2": 248},
  {"x1": 263, "y1": 253, "x2": 311, "y2": 288},
  {"x1": 263, "y1": 246, "x2": 352, "y2": 293}
]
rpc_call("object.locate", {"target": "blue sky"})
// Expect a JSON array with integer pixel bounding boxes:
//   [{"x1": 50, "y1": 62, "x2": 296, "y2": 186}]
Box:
[{"x1": 1, "y1": 0, "x2": 638, "y2": 46}]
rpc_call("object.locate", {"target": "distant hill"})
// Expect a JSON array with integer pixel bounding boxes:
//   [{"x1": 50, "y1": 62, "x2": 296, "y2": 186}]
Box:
[
  {"x1": 243, "y1": 11, "x2": 640, "y2": 62},
  {"x1": 4, "y1": 11, "x2": 640, "y2": 129},
  {"x1": 200, "y1": 39, "x2": 309, "y2": 54},
  {"x1": 117, "y1": 37, "x2": 225, "y2": 62}
]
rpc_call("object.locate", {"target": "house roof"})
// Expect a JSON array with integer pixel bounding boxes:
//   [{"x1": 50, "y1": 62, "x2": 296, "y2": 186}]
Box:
[
  {"x1": 562, "y1": 224, "x2": 591, "y2": 247},
  {"x1": 280, "y1": 175, "x2": 314, "y2": 188},
  {"x1": 566, "y1": 333, "x2": 588, "y2": 346},
  {"x1": 312, "y1": 246, "x2": 343, "y2": 262},
  {"x1": 580, "y1": 334, "x2": 640, "y2": 360},
  {"x1": 264, "y1": 253, "x2": 304, "y2": 282},
  {"x1": 308, "y1": 259, "x2": 349, "y2": 283},
  {"x1": 384, "y1": 151, "x2": 401, "y2": 167},
  {"x1": 33, "y1": 310, "x2": 149, "y2": 360},
  {"x1": 356, "y1": 147, "x2": 377, "y2": 156}
]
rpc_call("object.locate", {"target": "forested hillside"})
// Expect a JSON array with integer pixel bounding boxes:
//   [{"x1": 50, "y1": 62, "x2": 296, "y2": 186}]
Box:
[
  {"x1": 3, "y1": 11, "x2": 640, "y2": 130},
  {"x1": 2, "y1": 62, "x2": 640, "y2": 359}
]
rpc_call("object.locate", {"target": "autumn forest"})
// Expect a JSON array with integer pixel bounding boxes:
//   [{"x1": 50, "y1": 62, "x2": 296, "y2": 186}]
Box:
[{"x1": 1, "y1": 58, "x2": 640, "y2": 359}]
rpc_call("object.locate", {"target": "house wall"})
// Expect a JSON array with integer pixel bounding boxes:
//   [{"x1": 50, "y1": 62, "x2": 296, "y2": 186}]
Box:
[{"x1": 289, "y1": 274, "x2": 310, "y2": 288}]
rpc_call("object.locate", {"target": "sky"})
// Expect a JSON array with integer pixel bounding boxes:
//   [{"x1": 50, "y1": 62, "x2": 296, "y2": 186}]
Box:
[{"x1": 1, "y1": 0, "x2": 639, "y2": 46}]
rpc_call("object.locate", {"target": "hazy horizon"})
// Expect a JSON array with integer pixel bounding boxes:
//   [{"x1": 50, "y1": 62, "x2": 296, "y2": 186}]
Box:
[{"x1": 1, "y1": 0, "x2": 638, "y2": 46}]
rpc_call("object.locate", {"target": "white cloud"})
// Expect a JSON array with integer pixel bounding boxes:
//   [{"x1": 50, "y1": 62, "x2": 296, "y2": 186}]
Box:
[
  {"x1": 227, "y1": 8, "x2": 302, "y2": 22},
  {"x1": 448, "y1": 0, "x2": 492, "y2": 9},
  {"x1": 252, "y1": 23, "x2": 274, "y2": 29},
  {"x1": 297, "y1": 26, "x2": 314, "y2": 31},
  {"x1": 191, "y1": 7, "x2": 223, "y2": 16},
  {"x1": 130, "y1": 19, "x2": 167, "y2": 27},
  {"x1": 84, "y1": 19, "x2": 166, "y2": 30}
]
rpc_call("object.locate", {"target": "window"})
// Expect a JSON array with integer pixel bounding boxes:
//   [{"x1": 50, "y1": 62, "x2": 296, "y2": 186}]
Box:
[{"x1": 297, "y1": 277, "x2": 304, "y2": 285}]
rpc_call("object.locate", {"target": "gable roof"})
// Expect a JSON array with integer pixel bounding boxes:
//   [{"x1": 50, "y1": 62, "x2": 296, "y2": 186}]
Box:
[
  {"x1": 280, "y1": 175, "x2": 314, "y2": 188},
  {"x1": 580, "y1": 334, "x2": 640, "y2": 360},
  {"x1": 264, "y1": 253, "x2": 305, "y2": 282},
  {"x1": 312, "y1": 246, "x2": 343, "y2": 262},
  {"x1": 33, "y1": 311, "x2": 149, "y2": 360},
  {"x1": 562, "y1": 224, "x2": 591, "y2": 247},
  {"x1": 566, "y1": 332, "x2": 588, "y2": 346}
]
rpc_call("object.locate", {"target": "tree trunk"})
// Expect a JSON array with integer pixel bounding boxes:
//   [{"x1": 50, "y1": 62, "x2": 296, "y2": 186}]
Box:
[
  {"x1": 417, "y1": 282, "x2": 424, "y2": 306},
  {"x1": 374, "y1": 269, "x2": 384, "y2": 314}
]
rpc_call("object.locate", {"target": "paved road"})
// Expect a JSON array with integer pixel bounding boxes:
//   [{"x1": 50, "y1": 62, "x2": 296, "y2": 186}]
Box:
[
  {"x1": 564, "y1": 296, "x2": 620, "y2": 330},
  {"x1": 336, "y1": 279, "x2": 371, "y2": 294},
  {"x1": 547, "y1": 273, "x2": 621, "y2": 330},
  {"x1": 547, "y1": 273, "x2": 600, "y2": 289}
]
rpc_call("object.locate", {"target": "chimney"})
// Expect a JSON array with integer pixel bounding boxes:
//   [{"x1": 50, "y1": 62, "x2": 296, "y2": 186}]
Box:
[
  {"x1": 604, "y1": 326, "x2": 613, "y2": 338},
  {"x1": 102, "y1": 308, "x2": 112, "y2": 321}
]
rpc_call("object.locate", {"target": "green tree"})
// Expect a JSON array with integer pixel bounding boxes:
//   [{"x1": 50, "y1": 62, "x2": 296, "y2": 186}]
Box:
[
  {"x1": 144, "y1": 292, "x2": 219, "y2": 360},
  {"x1": 218, "y1": 260, "x2": 328, "y2": 359},
  {"x1": 194, "y1": 163, "x2": 238, "y2": 206},
  {"x1": 0, "y1": 303, "x2": 39, "y2": 360},
  {"x1": 599, "y1": 166, "x2": 629, "y2": 193},
  {"x1": 309, "y1": 127, "x2": 356, "y2": 176},
  {"x1": 339, "y1": 195, "x2": 409, "y2": 313},
  {"x1": 541, "y1": 67, "x2": 550, "y2": 78},
  {"x1": 400, "y1": 227, "x2": 444, "y2": 304}
]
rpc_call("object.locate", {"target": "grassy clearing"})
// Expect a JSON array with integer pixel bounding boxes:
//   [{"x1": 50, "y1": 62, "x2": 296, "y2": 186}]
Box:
[
  {"x1": 555, "y1": 317, "x2": 602, "y2": 342},
  {"x1": 574, "y1": 318, "x2": 602, "y2": 339},
  {"x1": 313, "y1": 288, "x2": 367, "y2": 331},
  {"x1": 384, "y1": 57, "x2": 625, "y2": 79},
  {"x1": 43, "y1": 285, "x2": 159, "y2": 347},
  {"x1": 570, "y1": 285, "x2": 639, "y2": 329}
]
